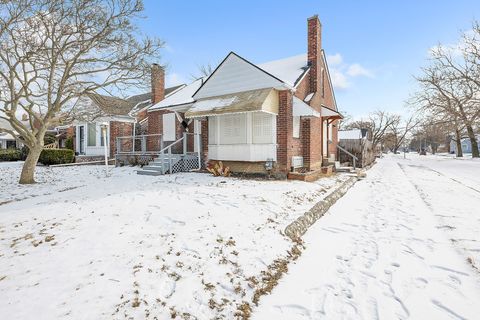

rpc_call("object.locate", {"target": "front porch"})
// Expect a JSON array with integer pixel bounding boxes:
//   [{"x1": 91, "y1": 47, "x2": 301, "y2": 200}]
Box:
[{"x1": 114, "y1": 132, "x2": 202, "y2": 175}]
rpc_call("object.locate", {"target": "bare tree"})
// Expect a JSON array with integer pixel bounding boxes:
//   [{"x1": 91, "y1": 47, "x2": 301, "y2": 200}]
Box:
[
  {"x1": 388, "y1": 114, "x2": 420, "y2": 153},
  {"x1": 346, "y1": 110, "x2": 397, "y2": 150},
  {"x1": 190, "y1": 62, "x2": 216, "y2": 80},
  {"x1": 0, "y1": 0, "x2": 163, "y2": 184},
  {"x1": 423, "y1": 25, "x2": 480, "y2": 157}
]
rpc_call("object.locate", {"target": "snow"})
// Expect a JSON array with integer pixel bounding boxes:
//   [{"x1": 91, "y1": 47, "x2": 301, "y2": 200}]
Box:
[
  {"x1": 0, "y1": 162, "x2": 349, "y2": 319},
  {"x1": 149, "y1": 78, "x2": 204, "y2": 110},
  {"x1": 304, "y1": 92, "x2": 314, "y2": 103},
  {"x1": 188, "y1": 96, "x2": 239, "y2": 113},
  {"x1": 253, "y1": 154, "x2": 480, "y2": 319},
  {"x1": 258, "y1": 54, "x2": 308, "y2": 87}
]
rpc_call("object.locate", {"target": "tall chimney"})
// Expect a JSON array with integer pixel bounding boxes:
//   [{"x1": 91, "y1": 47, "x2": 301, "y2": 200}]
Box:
[
  {"x1": 307, "y1": 15, "x2": 322, "y2": 93},
  {"x1": 151, "y1": 63, "x2": 165, "y2": 104}
]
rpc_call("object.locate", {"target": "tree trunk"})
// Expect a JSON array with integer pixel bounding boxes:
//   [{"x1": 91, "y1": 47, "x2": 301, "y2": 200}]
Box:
[
  {"x1": 455, "y1": 129, "x2": 463, "y2": 158},
  {"x1": 19, "y1": 145, "x2": 42, "y2": 184},
  {"x1": 465, "y1": 125, "x2": 479, "y2": 158}
]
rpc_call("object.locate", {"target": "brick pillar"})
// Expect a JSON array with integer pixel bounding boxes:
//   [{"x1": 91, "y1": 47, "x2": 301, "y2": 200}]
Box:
[
  {"x1": 307, "y1": 15, "x2": 322, "y2": 94},
  {"x1": 301, "y1": 118, "x2": 311, "y2": 169},
  {"x1": 201, "y1": 119, "x2": 209, "y2": 168},
  {"x1": 276, "y1": 90, "x2": 293, "y2": 175}
]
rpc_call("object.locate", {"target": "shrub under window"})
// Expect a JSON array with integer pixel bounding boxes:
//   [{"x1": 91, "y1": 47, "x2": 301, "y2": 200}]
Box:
[{"x1": 39, "y1": 148, "x2": 74, "y2": 165}]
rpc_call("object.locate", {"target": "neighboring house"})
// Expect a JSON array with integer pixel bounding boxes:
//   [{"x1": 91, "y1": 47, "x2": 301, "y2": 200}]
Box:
[
  {"x1": 0, "y1": 118, "x2": 26, "y2": 149},
  {"x1": 140, "y1": 15, "x2": 342, "y2": 177},
  {"x1": 72, "y1": 64, "x2": 184, "y2": 159},
  {"x1": 338, "y1": 129, "x2": 375, "y2": 168},
  {"x1": 450, "y1": 135, "x2": 480, "y2": 154}
]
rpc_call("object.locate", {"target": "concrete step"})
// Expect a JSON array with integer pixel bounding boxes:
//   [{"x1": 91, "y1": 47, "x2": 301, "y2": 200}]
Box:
[
  {"x1": 137, "y1": 169, "x2": 163, "y2": 176},
  {"x1": 142, "y1": 165, "x2": 167, "y2": 172}
]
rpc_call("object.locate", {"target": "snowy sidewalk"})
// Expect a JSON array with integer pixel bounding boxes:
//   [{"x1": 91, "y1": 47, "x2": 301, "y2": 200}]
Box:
[{"x1": 253, "y1": 156, "x2": 480, "y2": 320}]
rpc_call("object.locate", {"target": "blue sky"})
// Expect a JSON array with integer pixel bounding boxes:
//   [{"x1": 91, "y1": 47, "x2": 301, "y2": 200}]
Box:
[{"x1": 140, "y1": 0, "x2": 479, "y2": 118}]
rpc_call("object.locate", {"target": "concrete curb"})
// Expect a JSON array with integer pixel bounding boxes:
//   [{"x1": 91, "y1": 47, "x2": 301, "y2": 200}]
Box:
[{"x1": 284, "y1": 176, "x2": 358, "y2": 240}]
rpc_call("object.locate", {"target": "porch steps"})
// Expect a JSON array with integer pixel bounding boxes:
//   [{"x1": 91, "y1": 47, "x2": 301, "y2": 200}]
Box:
[
  {"x1": 137, "y1": 154, "x2": 182, "y2": 176},
  {"x1": 336, "y1": 166, "x2": 355, "y2": 173},
  {"x1": 136, "y1": 153, "x2": 200, "y2": 176}
]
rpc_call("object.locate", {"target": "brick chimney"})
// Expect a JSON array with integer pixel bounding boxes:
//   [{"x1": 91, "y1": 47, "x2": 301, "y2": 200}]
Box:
[
  {"x1": 307, "y1": 15, "x2": 322, "y2": 93},
  {"x1": 151, "y1": 63, "x2": 165, "y2": 104}
]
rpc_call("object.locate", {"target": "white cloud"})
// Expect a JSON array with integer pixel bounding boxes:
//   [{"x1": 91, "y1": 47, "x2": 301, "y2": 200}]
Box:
[
  {"x1": 326, "y1": 53, "x2": 374, "y2": 90},
  {"x1": 347, "y1": 63, "x2": 374, "y2": 78},
  {"x1": 166, "y1": 73, "x2": 185, "y2": 87},
  {"x1": 327, "y1": 53, "x2": 343, "y2": 66},
  {"x1": 330, "y1": 69, "x2": 349, "y2": 89}
]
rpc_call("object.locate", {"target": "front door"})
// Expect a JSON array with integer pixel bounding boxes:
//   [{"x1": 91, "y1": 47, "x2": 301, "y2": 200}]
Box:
[
  {"x1": 79, "y1": 125, "x2": 85, "y2": 154},
  {"x1": 322, "y1": 120, "x2": 328, "y2": 158}
]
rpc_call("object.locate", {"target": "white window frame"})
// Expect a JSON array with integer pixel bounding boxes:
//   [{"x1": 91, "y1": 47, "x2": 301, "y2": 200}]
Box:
[
  {"x1": 293, "y1": 116, "x2": 300, "y2": 139},
  {"x1": 252, "y1": 112, "x2": 275, "y2": 144},
  {"x1": 208, "y1": 117, "x2": 218, "y2": 144},
  {"x1": 219, "y1": 113, "x2": 247, "y2": 144}
]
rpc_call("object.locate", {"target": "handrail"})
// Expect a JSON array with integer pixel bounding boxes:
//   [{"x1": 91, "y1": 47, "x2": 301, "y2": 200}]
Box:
[
  {"x1": 337, "y1": 144, "x2": 359, "y2": 169},
  {"x1": 116, "y1": 133, "x2": 163, "y2": 139},
  {"x1": 159, "y1": 136, "x2": 185, "y2": 154}
]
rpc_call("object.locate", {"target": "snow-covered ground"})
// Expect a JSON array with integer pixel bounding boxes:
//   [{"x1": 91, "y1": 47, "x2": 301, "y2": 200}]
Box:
[
  {"x1": 0, "y1": 162, "x2": 349, "y2": 319},
  {"x1": 253, "y1": 154, "x2": 480, "y2": 320}
]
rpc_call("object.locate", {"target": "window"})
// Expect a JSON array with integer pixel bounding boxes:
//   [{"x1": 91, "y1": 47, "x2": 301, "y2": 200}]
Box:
[
  {"x1": 87, "y1": 123, "x2": 96, "y2": 146},
  {"x1": 208, "y1": 117, "x2": 217, "y2": 144},
  {"x1": 163, "y1": 113, "x2": 176, "y2": 141},
  {"x1": 321, "y1": 69, "x2": 325, "y2": 97},
  {"x1": 253, "y1": 112, "x2": 274, "y2": 144},
  {"x1": 100, "y1": 126, "x2": 106, "y2": 146},
  {"x1": 219, "y1": 113, "x2": 246, "y2": 144},
  {"x1": 293, "y1": 116, "x2": 300, "y2": 138}
]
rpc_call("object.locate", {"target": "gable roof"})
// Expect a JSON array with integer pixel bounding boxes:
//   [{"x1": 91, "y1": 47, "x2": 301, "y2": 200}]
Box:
[
  {"x1": 149, "y1": 78, "x2": 204, "y2": 111},
  {"x1": 84, "y1": 84, "x2": 185, "y2": 118},
  {"x1": 321, "y1": 49, "x2": 338, "y2": 111},
  {"x1": 258, "y1": 54, "x2": 310, "y2": 88},
  {"x1": 192, "y1": 52, "x2": 292, "y2": 100}
]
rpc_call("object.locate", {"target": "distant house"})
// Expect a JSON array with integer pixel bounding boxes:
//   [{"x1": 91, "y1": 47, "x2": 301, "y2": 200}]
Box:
[
  {"x1": 71, "y1": 64, "x2": 184, "y2": 160},
  {"x1": 0, "y1": 118, "x2": 26, "y2": 149},
  {"x1": 137, "y1": 15, "x2": 342, "y2": 178},
  {"x1": 338, "y1": 129, "x2": 375, "y2": 168},
  {"x1": 450, "y1": 135, "x2": 480, "y2": 154}
]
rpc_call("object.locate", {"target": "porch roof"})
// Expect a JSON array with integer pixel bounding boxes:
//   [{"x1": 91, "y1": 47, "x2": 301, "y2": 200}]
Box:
[
  {"x1": 185, "y1": 88, "x2": 278, "y2": 118},
  {"x1": 293, "y1": 97, "x2": 320, "y2": 117},
  {"x1": 321, "y1": 105, "x2": 343, "y2": 120}
]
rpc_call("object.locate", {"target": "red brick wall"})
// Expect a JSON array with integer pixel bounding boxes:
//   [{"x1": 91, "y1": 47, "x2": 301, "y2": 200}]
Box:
[
  {"x1": 109, "y1": 121, "x2": 133, "y2": 157},
  {"x1": 147, "y1": 110, "x2": 187, "y2": 152}
]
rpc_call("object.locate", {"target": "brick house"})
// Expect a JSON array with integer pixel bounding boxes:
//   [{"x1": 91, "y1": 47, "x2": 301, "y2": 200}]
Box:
[
  {"x1": 140, "y1": 15, "x2": 341, "y2": 178},
  {"x1": 70, "y1": 65, "x2": 184, "y2": 160}
]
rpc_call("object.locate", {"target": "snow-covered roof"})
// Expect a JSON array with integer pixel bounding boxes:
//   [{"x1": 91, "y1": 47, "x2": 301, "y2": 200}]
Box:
[
  {"x1": 293, "y1": 97, "x2": 319, "y2": 117},
  {"x1": 258, "y1": 54, "x2": 309, "y2": 87},
  {"x1": 0, "y1": 132, "x2": 16, "y2": 140},
  {"x1": 338, "y1": 130, "x2": 363, "y2": 140},
  {"x1": 150, "y1": 78, "x2": 204, "y2": 111},
  {"x1": 185, "y1": 88, "x2": 277, "y2": 118}
]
